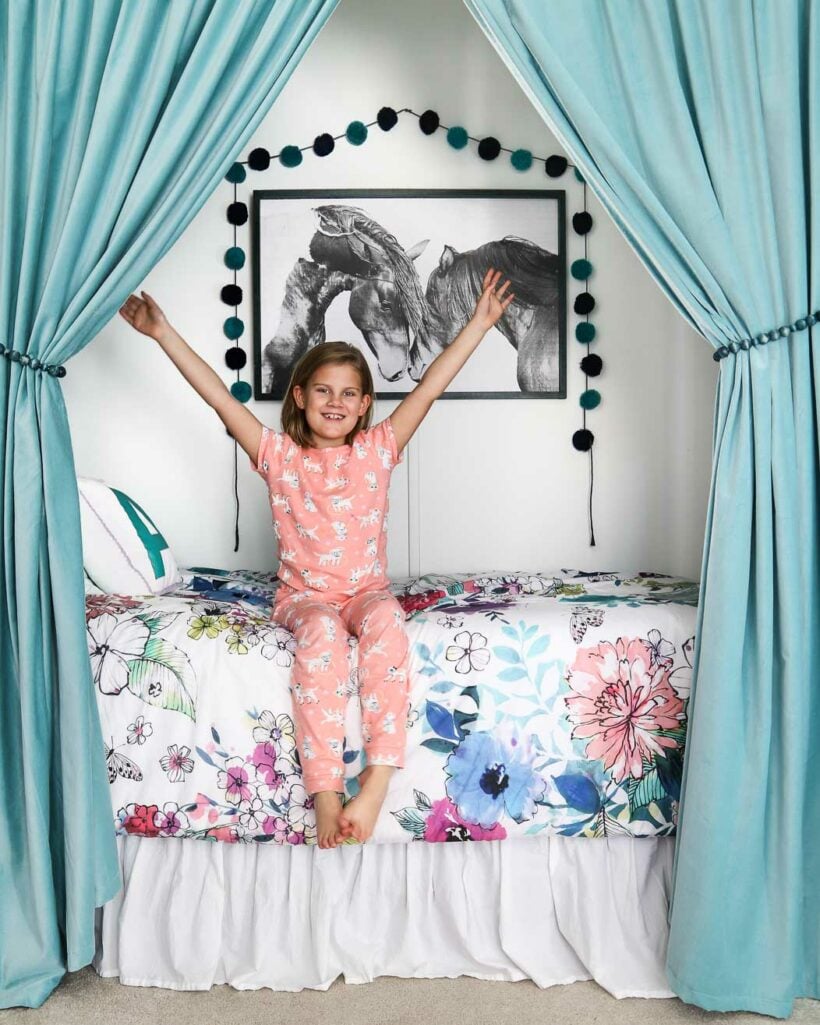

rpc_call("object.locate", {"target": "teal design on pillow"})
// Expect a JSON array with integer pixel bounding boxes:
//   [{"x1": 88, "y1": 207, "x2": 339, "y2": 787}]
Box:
[{"x1": 111, "y1": 488, "x2": 170, "y2": 581}]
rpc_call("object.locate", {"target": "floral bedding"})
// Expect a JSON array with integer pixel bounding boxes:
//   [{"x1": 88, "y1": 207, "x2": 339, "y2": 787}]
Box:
[{"x1": 87, "y1": 568, "x2": 698, "y2": 846}]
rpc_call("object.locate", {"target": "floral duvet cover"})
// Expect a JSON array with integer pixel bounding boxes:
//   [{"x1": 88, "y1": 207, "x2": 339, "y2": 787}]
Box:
[{"x1": 87, "y1": 568, "x2": 698, "y2": 846}]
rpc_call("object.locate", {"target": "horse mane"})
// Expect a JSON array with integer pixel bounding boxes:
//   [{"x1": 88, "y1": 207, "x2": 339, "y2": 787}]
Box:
[
  {"x1": 312, "y1": 205, "x2": 426, "y2": 334},
  {"x1": 442, "y1": 236, "x2": 560, "y2": 314}
]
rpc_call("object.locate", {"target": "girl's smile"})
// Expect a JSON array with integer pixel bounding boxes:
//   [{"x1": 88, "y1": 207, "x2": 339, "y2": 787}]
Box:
[{"x1": 293, "y1": 363, "x2": 371, "y2": 449}]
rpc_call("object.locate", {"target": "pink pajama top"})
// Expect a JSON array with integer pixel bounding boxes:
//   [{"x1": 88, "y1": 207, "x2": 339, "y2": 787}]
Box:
[{"x1": 250, "y1": 417, "x2": 403, "y2": 600}]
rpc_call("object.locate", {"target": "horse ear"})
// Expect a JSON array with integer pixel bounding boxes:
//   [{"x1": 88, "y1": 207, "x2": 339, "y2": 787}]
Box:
[
  {"x1": 439, "y1": 245, "x2": 457, "y2": 270},
  {"x1": 405, "y1": 239, "x2": 429, "y2": 262}
]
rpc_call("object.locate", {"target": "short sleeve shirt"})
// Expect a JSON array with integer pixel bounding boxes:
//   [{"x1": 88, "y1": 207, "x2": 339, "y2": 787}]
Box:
[{"x1": 251, "y1": 417, "x2": 403, "y2": 599}]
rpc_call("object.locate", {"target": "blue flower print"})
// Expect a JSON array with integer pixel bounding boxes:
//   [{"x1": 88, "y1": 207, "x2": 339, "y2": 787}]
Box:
[{"x1": 444, "y1": 726, "x2": 546, "y2": 828}]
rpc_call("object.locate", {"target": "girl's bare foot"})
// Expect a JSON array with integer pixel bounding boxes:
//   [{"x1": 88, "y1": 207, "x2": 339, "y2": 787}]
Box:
[
  {"x1": 336, "y1": 765, "x2": 394, "y2": 843},
  {"x1": 313, "y1": 790, "x2": 344, "y2": 848}
]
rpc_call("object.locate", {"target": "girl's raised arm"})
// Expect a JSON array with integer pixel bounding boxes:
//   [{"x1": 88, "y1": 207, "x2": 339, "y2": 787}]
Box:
[
  {"x1": 389, "y1": 268, "x2": 513, "y2": 455},
  {"x1": 118, "y1": 291, "x2": 263, "y2": 464}
]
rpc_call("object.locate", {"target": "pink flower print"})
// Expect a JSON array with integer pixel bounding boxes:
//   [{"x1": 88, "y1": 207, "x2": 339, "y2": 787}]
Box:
[
  {"x1": 423, "y1": 797, "x2": 508, "y2": 842},
  {"x1": 565, "y1": 637, "x2": 685, "y2": 783},
  {"x1": 262, "y1": 815, "x2": 290, "y2": 842},
  {"x1": 252, "y1": 741, "x2": 299, "y2": 804},
  {"x1": 160, "y1": 744, "x2": 195, "y2": 782},
  {"x1": 445, "y1": 630, "x2": 491, "y2": 674},
  {"x1": 216, "y1": 757, "x2": 258, "y2": 805},
  {"x1": 156, "y1": 802, "x2": 189, "y2": 836},
  {"x1": 127, "y1": 715, "x2": 153, "y2": 745}
]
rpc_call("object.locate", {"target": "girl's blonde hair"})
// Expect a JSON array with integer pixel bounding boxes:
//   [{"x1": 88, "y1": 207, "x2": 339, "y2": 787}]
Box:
[{"x1": 281, "y1": 341, "x2": 375, "y2": 447}]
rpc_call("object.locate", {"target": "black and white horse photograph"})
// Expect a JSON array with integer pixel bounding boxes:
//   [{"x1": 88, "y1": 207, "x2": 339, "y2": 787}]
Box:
[{"x1": 251, "y1": 190, "x2": 566, "y2": 400}]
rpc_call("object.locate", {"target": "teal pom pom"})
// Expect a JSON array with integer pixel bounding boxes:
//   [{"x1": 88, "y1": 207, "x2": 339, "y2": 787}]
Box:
[
  {"x1": 279, "y1": 145, "x2": 303, "y2": 168},
  {"x1": 580, "y1": 389, "x2": 601, "y2": 410},
  {"x1": 224, "y1": 317, "x2": 244, "y2": 340},
  {"x1": 225, "y1": 247, "x2": 245, "y2": 271},
  {"x1": 230, "y1": 381, "x2": 252, "y2": 403},
  {"x1": 576, "y1": 322, "x2": 596, "y2": 344},
  {"x1": 571, "y1": 259, "x2": 593, "y2": 280},
  {"x1": 511, "y1": 148, "x2": 532, "y2": 171},
  {"x1": 574, "y1": 167, "x2": 585, "y2": 183},
  {"x1": 447, "y1": 126, "x2": 469, "y2": 149},
  {"x1": 346, "y1": 121, "x2": 368, "y2": 145},
  {"x1": 225, "y1": 162, "x2": 246, "y2": 184}
]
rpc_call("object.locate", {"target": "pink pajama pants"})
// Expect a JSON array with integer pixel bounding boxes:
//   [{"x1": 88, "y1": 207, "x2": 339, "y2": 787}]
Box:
[{"x1": 272, "y1": 583, "x2": 410, "y2": 794}]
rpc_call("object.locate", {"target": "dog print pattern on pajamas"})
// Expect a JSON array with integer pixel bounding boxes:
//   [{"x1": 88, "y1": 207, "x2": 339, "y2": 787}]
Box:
[{"x1": 250, "y1": 418, "x2": 410, "y2": 792}]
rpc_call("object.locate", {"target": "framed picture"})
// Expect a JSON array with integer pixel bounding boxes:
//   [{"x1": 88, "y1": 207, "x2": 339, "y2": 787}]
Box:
[{"x1": 251, "y1": 189, "x2": 566, "y2": 400}]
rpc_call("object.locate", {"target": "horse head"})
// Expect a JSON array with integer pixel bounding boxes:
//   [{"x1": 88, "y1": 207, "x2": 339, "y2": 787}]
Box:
[{"x1": 309, "y1": 205, "x2": 429, "y2": 382}]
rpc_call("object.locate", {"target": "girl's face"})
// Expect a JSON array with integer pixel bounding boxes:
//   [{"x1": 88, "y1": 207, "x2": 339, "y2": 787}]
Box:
[{"x1": 293, "y1": 363, "x2": 371, "y2": 449}]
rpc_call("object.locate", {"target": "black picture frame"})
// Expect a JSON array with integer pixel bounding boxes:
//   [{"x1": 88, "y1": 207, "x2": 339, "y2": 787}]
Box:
[{"x1": 251, "y1": 188, "x2": 567, "y2": 401}]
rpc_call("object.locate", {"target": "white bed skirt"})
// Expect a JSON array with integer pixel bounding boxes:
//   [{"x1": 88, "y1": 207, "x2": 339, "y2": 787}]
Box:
[{"x1": 93, "y1": 834, "x2": 676, "y2": 999}]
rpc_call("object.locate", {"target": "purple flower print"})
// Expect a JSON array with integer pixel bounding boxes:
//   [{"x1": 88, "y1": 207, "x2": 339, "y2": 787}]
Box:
[
  {"x1": 155, "y1": 802, "x2": 189, "y2": 836},
  {"x1": 252, "y1": 742, "x2": 299, "y2": 804},
  {"x1": 252, "y1": 710, "x2": 297, "y2": 759},
  {"x1": 217, "y1": 756, "x2": 258, "y2": 805}
]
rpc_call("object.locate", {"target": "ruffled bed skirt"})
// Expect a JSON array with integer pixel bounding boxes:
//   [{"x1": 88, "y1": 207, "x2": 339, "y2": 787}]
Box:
[{"x1": 93, "y1": 834, "x2": 676, "y2": 999}]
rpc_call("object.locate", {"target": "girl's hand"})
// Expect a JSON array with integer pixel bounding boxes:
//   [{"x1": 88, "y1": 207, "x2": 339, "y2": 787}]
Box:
[
  {"x1": 469, "y1": 268, "x2": 515, "y2": 333},
  {"x1": 118, "y1": 290, "x2": 169, "y2": 341}
]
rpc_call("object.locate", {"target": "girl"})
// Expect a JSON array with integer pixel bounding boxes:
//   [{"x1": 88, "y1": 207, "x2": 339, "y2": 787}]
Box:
[{"x1": 118, "y1": 268, "x2": 513, "y2": 848}]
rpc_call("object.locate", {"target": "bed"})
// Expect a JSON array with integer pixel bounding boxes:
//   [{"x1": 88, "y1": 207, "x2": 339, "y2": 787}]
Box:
[{"x1": 88, "y1": 566, "x2": 698, "y2": 997}]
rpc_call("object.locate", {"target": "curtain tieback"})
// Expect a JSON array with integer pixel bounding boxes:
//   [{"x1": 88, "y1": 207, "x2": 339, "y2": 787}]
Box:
[
  {"x1": 713, "y1": 311, "x2": 819, "y2": 361},
  {"x1": 0, "y1": 345, "x2": 66, "y2": 377}
]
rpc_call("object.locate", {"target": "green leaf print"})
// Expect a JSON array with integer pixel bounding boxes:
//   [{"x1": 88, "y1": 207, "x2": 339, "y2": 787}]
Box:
[{"x1": 127, "y1": 636, "x2": 196, "y2": 720}]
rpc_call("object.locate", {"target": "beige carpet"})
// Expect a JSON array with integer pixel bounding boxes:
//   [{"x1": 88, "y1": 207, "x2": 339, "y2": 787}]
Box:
[{"x1": 1, "y1": 967, "x2": 819, "y2": 1025}]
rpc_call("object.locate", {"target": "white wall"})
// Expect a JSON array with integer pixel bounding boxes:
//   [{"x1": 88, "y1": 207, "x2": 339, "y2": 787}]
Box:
[{"x1": 63, "y1": 0, "x2": 718, "y2": 582}]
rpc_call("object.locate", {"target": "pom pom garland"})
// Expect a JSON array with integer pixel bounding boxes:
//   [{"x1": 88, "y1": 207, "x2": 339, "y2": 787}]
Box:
[
  {"x1": 571, "y1": 259, "x2": 593, "y2": 280},
  {"x1": 572, "y1": 211, "x2": 593, "y2": 234},
  {"x1": 225, "y1": 162, "x2": 246, "y2": 184},
  {"x1": 419, "y1": 110, "x2": 440, "y2": 134},
  {"x1": 572, "y1": 429, "x2": 594, "y2": 451},
  {"x1": 231, "y1": 381, "x2": 252, "y2": 403},
  {"x1": 224, "y1": 246, "x2": 245, "y2": 270},
  {"x1": 225, "y1": 346, "x2": 247, "y2": 371},
  {"x1": 511, "y1": 148, "x2": 532, "y2": 171},
  {"x1": 447, "y1": 126, "x2": 469, "y2": 149},
  {"x1": 478, "y1": 137, "x2": 501, "y2": 160},
  {"x1": 223, "y1": 317, "x2": 244, "y2": 340},
  {"x1": 313, "y1": 133, "x2": 335, "y2": 156},
  {"x1": 247, "y1": 148, "x2": 270, "y2": 171},
  {"x1": 574, "y1": 292, "x2": 595, "y2": 316},
  {"x1": 545, "y1": 155, "x2": 567, "y2": 177},
  {"x1": 227, "y1": 202, "x2": 248, "y2": 226},
  {"x1": 576, "y1": 322, "x2": 596, "y2": 344},
  {"x1": 580, "y1": 354, "x2": 603, "y2": 376},
  {"x1": 221, "y1": 284, "x2": 242, "y2": 306},
  {"x1": 279, "y1": 145, "x2": 303, "y2": 168},
  {"x1": 346, "y1": 121, "x2": 368, "y2": 145},
  {"x1": 377, "y1": 107, "x2": 398, "y2": 130},
  {"x1": 580, "y1": 389, "x2": 601, "y2": 410}
]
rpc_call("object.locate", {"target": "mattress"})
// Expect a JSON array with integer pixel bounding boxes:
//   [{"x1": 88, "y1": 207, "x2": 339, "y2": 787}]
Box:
[{"x1": 87, "y1": 568, "x2": 698, "y2": 846}]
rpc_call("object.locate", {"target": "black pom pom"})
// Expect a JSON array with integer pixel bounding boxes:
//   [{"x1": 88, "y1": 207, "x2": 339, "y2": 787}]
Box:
[
  {"x1": 572, "y1": 212, "x2": 593, "y2": 235},
  {"x1": 574, "y1": 292, "x2": 595, "y2": 315},
  {"x1": 478, "y1": 137, "x2": 501, "y2": 160},
  {"x1": 572, "y1": 429, "x2": 594, "y2": 451},
  {"x1": 225, "y1": 346, "x2": 247, "y2": 371},
  {"x1": 227, "y1": 202, "x2": 248, "y2": 226},
  {"x1": 545, "y1": 155, "x2": 568, "y2": 177},
  {"x1": 377, "y1": 106, "x2": 398, "y2": 130},
  {"x1": 419, "y1": 109, "x2": 440, "y2": 134},
  {"x1": 313, "y1": 133, "x2": 335, "y2": 156},
  {"x1": 247, "y1": 147, "x2": 271, "y2": 171},
  {"x1": 580, "y1": 354, "x2": 603, "y2": 376},
  {"x1": 221, "y1": 284, "x2": 243, "y2": 306}
]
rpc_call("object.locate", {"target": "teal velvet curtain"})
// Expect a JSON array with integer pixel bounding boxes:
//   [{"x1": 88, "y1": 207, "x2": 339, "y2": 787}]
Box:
[
  {"x1": 465, "y1": 0, "x2": 818, "y2": 1017},
  {"x1": 0, "y1": 0, "x2": 338, "y2": 1008}
]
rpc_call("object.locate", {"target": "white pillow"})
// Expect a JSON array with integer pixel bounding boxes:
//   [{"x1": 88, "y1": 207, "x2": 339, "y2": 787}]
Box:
[{"x1": 77, "y1": 477, "x2": 181, "y2": 595}]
